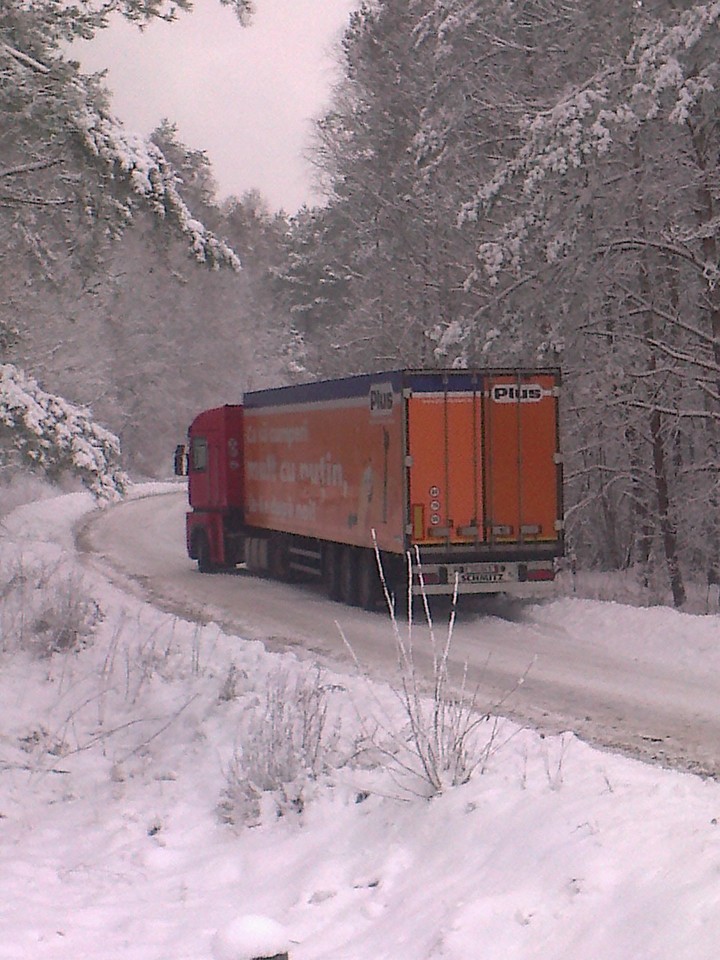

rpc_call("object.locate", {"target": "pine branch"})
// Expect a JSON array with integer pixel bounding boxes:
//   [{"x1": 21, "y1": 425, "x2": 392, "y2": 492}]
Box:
[
  {"x1": 0, "y1": 40, "x2": 51, "y2": 74},
  {"x1": 0, "y1": 159, "x2": 63, "y2": 180},
  {"x1": 0, "y1": 193, "x2": 74, "y2": 208}
]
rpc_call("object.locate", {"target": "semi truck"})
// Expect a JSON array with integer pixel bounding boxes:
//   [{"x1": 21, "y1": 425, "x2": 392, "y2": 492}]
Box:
[{"x1": 175, "y1": 368, "x2": 563, "y2": 608}]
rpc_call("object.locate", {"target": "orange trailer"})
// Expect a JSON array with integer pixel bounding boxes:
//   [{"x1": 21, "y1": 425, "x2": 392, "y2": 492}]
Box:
[{"x1": 179, "y1": 369, "x2": 563, "y2": 607}]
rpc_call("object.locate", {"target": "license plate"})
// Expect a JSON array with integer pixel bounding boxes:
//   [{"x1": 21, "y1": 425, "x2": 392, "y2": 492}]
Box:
[{"x1": 459, "y1": 571, "x2": 506, "y2": 584}]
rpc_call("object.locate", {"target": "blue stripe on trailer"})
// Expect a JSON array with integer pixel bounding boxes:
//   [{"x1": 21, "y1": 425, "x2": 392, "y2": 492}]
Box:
[
  {"x1": 243, "y1": 368, "x2": 561, "y2": 408},
  {"x1": 243, "y1": 370, "x2": 405, "y2": 408}
]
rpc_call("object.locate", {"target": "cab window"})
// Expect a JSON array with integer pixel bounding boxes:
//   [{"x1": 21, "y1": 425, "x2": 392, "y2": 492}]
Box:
[{"x1": 191, "y1": 437, "x2": 208, "y2": 472}]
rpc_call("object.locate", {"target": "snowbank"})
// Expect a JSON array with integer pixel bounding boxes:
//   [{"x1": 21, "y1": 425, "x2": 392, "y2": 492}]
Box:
[{"x1": 1, "y1": 488, "x2": 719, "y2": 959}]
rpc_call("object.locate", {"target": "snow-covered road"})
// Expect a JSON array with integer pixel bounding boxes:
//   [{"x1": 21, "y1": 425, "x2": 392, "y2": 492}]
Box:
[{"x1": 79, "y1": 489, "x2": 720, "y2": 776}]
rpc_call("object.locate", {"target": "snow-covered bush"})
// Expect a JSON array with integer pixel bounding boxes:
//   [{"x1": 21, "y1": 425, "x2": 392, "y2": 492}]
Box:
[
  {"x1": 0, "y1": 469, "x2": 57, "y2": 518},
  {"x1": 0, "y1": 363, "x2": 128, "y2": 501},
  {"x1": 219, "y1": 665, "x2": 344, "y2": 825},
  {"x1": 0, "y1": 553, "x2": 102, "y2": 657},
  {"x1": 346, "y1": 554, "x2": 524, "y2": 798},
  {"x1": 357, "y1": 640, "x2": 512, "y2": 798}
]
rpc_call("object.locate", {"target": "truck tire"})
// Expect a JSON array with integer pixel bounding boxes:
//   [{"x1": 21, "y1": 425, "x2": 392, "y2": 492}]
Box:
[
  {"x1": 339, "y1": 546, "x2": 359, "y2": 606},
  {"x1": 357, "y1": 549, "x2": 382, "y2": 611},
  {"x1": 246, "y1": 536, "x2": 269, "y2": 575},
  {"x1": 268, "y1": 534, "x2": 291, "y2": 581},
  {"x1": 325, "y1": 543, "x2": 343, "y2": 601},
  {"x1": 245, "y1": 536, "x2": 257, "y2": 573},
  {"x1": 195, "y1": 532, "x2": 216, "y2": 574}
]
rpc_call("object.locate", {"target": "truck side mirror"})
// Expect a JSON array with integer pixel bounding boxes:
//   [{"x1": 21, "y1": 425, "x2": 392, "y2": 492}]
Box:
[{"x1": 174, "y1": 444, "x2": 188, "y2": 477}]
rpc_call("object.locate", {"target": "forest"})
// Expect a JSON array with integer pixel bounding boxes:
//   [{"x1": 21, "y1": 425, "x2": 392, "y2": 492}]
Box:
[{"x1": 3, "y1": 0, "x2": 720, "y2": 608}]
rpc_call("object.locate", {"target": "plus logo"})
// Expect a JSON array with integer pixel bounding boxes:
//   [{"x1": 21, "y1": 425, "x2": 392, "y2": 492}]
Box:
[{"x1": 491, "y1": 383, "x2": 543, "y2": 403}]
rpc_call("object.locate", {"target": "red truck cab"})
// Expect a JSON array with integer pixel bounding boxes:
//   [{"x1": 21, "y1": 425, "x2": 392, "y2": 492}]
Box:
[{"x1": 181, "y1": 405, "x2": 245, "y2": 571}]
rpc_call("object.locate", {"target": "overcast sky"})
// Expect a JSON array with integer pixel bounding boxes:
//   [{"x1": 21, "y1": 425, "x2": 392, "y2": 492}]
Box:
[{"x1": 76, "y1": 0, "x2": 358, "y2": 213}]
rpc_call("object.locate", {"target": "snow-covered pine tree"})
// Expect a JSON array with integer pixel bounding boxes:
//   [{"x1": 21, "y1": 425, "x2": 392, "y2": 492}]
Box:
[
  {"x1": 450, "y1": 1, "x2": 720, "y2": 603},
  {"x1": 282, "y1": 0, "x2": 720, "y2": 601},
  {"x1": 0, "y1": 0, "x2": 254, "y2": 493},
  {"x1": 0, "y1": 364, "x2": 127, "y2": 500},
  {"x1": 308, "y1": 0, "x2": 475, "y2": 372}
]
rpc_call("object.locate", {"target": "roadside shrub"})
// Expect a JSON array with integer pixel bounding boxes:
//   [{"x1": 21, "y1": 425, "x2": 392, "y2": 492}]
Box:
[
  {"x1": 219, "y1": 665, "x2": 343, "y2": 825},
  {"x1": 0, "y1": 554, "x2": 102, "y2": 656},
  {"x1": 344, "y1": 547, "x2": 527, "y2": 798},
  {"x1": 0, "y1": 469, "x2": 58, "y2": 518}
]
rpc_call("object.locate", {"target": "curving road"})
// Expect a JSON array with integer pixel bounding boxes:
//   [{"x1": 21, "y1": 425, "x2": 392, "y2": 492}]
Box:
[{"x1": 78, "y1": 489, "x2": 720, "y2": 777}]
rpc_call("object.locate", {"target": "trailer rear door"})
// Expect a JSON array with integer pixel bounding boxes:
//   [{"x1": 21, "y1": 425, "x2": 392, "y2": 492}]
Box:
[
  {"x1": 406, "y1": 370, "x2": 561, "y2": 548},
  {"x1": 482, "y1": 371, "x2": 560, "y2": 545},
  {"x1": 406, "y1": 376, "x2": 484, "y2": 545}
]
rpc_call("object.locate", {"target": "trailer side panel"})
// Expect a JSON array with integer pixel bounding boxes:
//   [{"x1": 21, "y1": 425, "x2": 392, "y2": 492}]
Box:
[{"x1": 242, "y1": 374, "x2": 406, "y2": 554}]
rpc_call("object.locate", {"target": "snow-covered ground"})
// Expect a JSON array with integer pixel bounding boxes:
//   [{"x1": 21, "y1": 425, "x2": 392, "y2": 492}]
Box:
[
  {"x1": 80, "y1": 488, "x2": 720, "y2": 776},
  {"x1": 2, "y1": 487, "x2": 720, "y2": 959}
]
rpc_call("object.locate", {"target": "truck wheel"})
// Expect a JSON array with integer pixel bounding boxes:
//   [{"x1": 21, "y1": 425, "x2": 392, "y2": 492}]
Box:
[
  {"x1": 339, "y1": 546, "x2": 359, "y2": 606},
  {"x1": 245, "y1": 536, "x2": 257, "y2": 573},
  {"x1": 196, "y1": 533, "x2": 216, "y2": 574},
  {"x1": 325, "y1": 543, "x2": 342, "y2": 601},
  {"x1": 357, "y1": 549, "x2": 382, "y2": 611},
  {"x1": 268, "y1": 534, "x2": 291, "y2": 581}
]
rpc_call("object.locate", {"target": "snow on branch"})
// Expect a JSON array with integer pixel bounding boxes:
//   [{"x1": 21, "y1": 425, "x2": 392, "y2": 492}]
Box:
[
  {"x1": 596, "y1": 236, "x2": 715, "y2": 282},
  {"x1": 0, "y1": 364, "x2": 128, "y2": 501},
  {"x1": 459, "y1": 70, "x2": 629, "y2": 225},
  {"x1": 1, "y1": 34, "x2": 240, "y2": 270},
  {"x1": 475, "y1": 1, "x2": 720, "y2": 215},
  {"x1": 630, "y1": 1, "x2": 720, "y2": 122},
  {"x1": 0, "y1": 39, "x2": 51, "y2": 74},
  {"x1": 74, "y1": 103, "x2": 241, "y2": 270},
  {"x1": 460, "y1": 1, "x2": 720, "y2": 282},
  {"x1": 219, "y1": 0, "x2": 255, "y2": 27}
]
